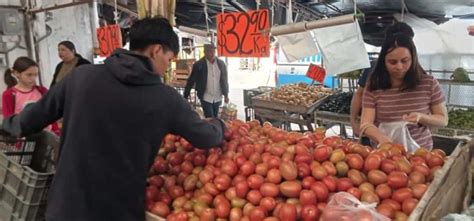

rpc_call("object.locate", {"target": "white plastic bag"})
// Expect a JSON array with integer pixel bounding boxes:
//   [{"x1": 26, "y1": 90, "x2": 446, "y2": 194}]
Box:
[
  {"x1": 378, "y1": 121, "x2": 420, "y2": 153},
  {"x1": 220, "y1": 103, "x2": 237, "y2": 122},
  {"x1": 321, "y1": 192, "x2": 390, "y2": 221}
]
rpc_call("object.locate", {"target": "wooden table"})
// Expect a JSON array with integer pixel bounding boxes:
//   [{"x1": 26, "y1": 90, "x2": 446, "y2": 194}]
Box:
[{"x1": 252, "y1": 95, "x2": 329, "y2": 132}]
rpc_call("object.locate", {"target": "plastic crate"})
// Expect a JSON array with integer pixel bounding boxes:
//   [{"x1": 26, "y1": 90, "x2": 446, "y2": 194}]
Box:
[{"x1": 0, "y1": 132, "x2": 57, "y2": 221}]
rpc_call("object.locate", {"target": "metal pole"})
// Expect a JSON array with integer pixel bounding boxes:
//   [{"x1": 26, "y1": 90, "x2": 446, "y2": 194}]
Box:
[{"x1": 90, "y1": 0, "x2": 100, "y2": 49}]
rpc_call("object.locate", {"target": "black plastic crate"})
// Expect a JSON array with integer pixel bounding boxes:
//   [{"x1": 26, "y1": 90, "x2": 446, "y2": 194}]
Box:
[
  {"x1": 0, "y1": 132, "x2": 57, "y2": 221},
  {"x1": 243, "y1": 87, "x2": 273, "y2": 107}
]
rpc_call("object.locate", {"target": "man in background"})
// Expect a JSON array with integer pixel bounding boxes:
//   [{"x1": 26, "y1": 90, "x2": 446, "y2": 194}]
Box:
[{"x1": 184, "y1": 44, "x2": 230, "y2": 118}]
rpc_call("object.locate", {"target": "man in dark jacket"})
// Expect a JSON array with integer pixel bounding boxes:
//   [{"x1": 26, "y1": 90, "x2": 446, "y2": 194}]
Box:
[
  {"x1": 2, "y1": 17, "x2": 225, "y2": 221},
  {"x1": 184, "y1": 44, "x2": 229, "y2": 118}
]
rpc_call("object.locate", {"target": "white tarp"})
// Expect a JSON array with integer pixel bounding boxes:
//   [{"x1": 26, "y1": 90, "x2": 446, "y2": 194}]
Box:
[
  {"x1": 276, "y1": 31, "x2": 319, "y2": 62},
  {"x1": 312, "y1": 20, "x2": 370, "y2": 75},
  {"x1": 389, "y1": 14, "x2": 474, "y2": 72}
]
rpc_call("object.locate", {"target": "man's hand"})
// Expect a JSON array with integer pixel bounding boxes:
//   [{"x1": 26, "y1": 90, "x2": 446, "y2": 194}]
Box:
[
  {"x1": 402, "y1": 112, "x2": 423, "y2": 124},
  {"x1": 224, "y1": 96, "x2": 229, "y2": 104}
]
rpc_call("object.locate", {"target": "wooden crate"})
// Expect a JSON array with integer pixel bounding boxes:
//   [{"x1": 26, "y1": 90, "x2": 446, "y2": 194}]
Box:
[
  {"x1": 408, "y1": 140, "x2": 473, "y2": 221},
  {"x1": 172, "y1": 59, "x2": 195, "y2": 85},
  {"x1": 252, "y1": 93, "x2": 330, "y2": 114},
  {"x1": 432, "y1": 127, "x2": 474, "y2": 138},
  {"x1": 314, "y1": 111, "x2": 352, "y2": 125}
]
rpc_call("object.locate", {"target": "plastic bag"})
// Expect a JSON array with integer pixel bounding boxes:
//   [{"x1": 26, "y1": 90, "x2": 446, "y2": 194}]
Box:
[
  {"x1": 220, "y1": 103, "x2": 237, "y2": 122},
  {"x1": 378, "y1": 121, "x2": 420, "y2": 153},
  {"x1": 321, "y1": 192, "x2": 390, "y2": 221}
]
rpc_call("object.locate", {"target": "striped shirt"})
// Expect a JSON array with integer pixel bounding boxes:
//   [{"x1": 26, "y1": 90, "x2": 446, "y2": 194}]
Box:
[{"x1": 363, "y1": 74, "x2": 445, "y2": 148}]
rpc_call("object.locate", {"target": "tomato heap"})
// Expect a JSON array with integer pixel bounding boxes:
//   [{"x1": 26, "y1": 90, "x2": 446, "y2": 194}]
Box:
[{"x1": 146, "y1": 120, "x2": 446, "y2": 221}]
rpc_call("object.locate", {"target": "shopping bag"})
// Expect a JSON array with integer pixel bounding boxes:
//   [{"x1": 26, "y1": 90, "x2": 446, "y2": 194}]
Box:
[
  {"x1": 378, "y1": 121, "x2": 421, "y2": 153},
  {"x1": 220, "y1": 103, "x2": 238, "y2": 122},
  {"x1": 321, "y1": 192, "x2": 390, "y2": 221}
]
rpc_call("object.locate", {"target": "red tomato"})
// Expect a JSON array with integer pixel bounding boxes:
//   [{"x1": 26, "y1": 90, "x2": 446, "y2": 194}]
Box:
[
  {"x1": 247, "y1": 190, "x2": 263, "y2": 206},
  {"x1": 387, "y1": 171, "x2": 409, "y2": 189},
  {"x1": 248, "y1": 174, "x2": 265, "y2": 190},
  {"x1": 260, "y1": 197, "x2": 277, "y2": 211},
  {"x1": 260, "y1": 183, "x2": 279, "y2": 198},
  {"x1": 311, "y1": 182, "x2": 329, "y2": 202},
  {"x1": 364, "y1": 155, "x2": 382, "y2": 171},
  {"x1": 375, "y1": 184, "x2": 392, "y2": 200},
  {"x1": 240, "y1": 161, "x2": 256, "y2": 176},
  {"x1": 346, "y1": 187, "x2": 362, "y2": 199},
  {"x1": 346, "y1": 154, "x2": 364, "y2": 170},
  {"x1": 392, "y1": 188, "x2": 413, "y2": 203},
  {"x1": 249, "y1": 207, "x2": 267, "y2": 221},
  {"x1": 280, "y1": 161, "x2": 298, "y2": 181},
  {"x1": 322, "y1": 176, "x2": 338, "y2": 192},
  {"x1": 214, "y1": 174, "x2": 232, "y2": 191},
  {"x1": 232, "y1": 180, "x2": 249, "y2": 199},
  {"x1": 301, "y1": 205, "x2": 321, "y2": 221},
  {"x1": 402, "y1": 198, "x2": 418, "y2": 215},
  {"x1": 266, "y1": 169, "x2": 282, "y2": 184},
  {"x1": 280, "y1": 181, "x2": 302, "y2": 198},
  {"x1": 150, "y1": 202, "x2": 170, "y2": 217},
  {"x1": 278, "y1": 203, "x2": 297, "y2": 221},
  {"x1": 336, "y1": 178, "x2": 353, "y2": 192},
  {"x1": 299, "y1": 189, "x2": 317, "y2": 205}
]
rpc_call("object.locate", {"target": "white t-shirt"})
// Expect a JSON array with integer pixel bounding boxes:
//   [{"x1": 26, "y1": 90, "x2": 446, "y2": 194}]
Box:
[{"x1": 203, "y1": 59, "x2": 222, "y2": 103}]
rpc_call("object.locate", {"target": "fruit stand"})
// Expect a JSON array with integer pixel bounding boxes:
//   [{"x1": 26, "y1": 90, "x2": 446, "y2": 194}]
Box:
[
  {"x1": 144, "y1": 119, "x2": 472, "y2": 221},
  {"x1": 431, "y1": 108, "x2": 474, "y2": 138},
  {"x1": 251, "y1": 83, "x2": 332, "y2": 132}
]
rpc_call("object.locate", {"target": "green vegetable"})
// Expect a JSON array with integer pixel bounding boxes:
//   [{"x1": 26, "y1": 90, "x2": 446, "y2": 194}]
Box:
[
  {"x1": 450, "y1": 67, "x2": 470, "y2": 83},
  {"x1": 448, "y1": 109, "x2": 474, "y2": 129}
]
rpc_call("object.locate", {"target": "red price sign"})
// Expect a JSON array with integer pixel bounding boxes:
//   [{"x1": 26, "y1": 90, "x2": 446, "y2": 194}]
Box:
[
  {"x1": 97, "y1": 25, "x2": 123, "y2": 57},
  {"x1": 217, "y1": 9, "x2": 270, "y2": 57},
  {"x1": 306, "y1": 64, "x2": 326, "y2": 84}
]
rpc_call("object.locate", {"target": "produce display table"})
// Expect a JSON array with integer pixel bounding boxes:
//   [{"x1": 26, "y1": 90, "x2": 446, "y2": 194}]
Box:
[
  {"x1": 409, "y1": 140, "x2": 473, "y2": 220},
  {"x1": 252, "y1": 93, "x2": 329, "y2": 131}
]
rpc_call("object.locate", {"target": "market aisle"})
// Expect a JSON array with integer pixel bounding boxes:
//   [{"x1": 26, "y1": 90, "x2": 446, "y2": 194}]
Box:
[{"x1": 227, "y1": 69, "x2": 275, "y2": 120}]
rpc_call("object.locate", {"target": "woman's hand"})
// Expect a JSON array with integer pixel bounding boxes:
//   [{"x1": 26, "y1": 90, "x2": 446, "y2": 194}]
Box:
[
  {"x1": 377, "y1": 135, "x2": 393, "y2": 145},
  {"x1": 403, "y1": 112, "x2": 424, "y2": 124}
]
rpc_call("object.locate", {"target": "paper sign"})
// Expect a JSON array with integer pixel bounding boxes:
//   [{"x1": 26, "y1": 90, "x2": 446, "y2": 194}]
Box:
[
  {"x1": 306, "y1": 64, "x2": 326, "y2": 84},
  {"x1": 97, "y1": 25, "x2": 123, "y2": 57},
  {"x1": 217, "y1": 9, "x2": 270, "y2": 57},
  {"x1": 277, "y1": 32, "x2": 319, "y2": 62},
  {"x1": 312, "y1": 20, "x2": 370, "y2": 75}
]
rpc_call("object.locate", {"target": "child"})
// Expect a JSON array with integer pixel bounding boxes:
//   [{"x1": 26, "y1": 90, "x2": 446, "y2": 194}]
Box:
[{"x1": 2, "y1": 57, "x2": 60, "y2": 136}]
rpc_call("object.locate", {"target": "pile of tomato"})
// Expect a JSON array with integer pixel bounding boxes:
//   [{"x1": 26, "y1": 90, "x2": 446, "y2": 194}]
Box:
[{"x1": 145, "y1": 120, "x2": 446, "y2": 221}]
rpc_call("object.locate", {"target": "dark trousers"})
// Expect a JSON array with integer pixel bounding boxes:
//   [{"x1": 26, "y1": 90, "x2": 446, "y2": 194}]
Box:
[{"x1": 201, "y1": 100, "x2": 221, "y2": 118}]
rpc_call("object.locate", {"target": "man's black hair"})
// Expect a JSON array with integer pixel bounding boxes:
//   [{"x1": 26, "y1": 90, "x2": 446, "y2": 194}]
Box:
[{"x1": 129, "y1": 17, "x2": 179, "y2": 54}]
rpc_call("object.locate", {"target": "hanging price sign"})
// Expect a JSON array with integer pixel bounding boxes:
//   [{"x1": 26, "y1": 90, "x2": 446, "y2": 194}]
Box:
[
  {"x1": 217, "y1": 9, "x2": 270, "y2": 57},
  {"x1": 306, "y1": 64, "x2": 326, "y2": 84},
  {"x1": 97, "y1": 25, "x2": 123, "y2": 57}
]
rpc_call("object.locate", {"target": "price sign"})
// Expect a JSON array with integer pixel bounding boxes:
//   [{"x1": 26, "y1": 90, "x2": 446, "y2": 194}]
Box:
[
  {"x1": 306, "y1": 64, "x2": 326, "y2": 84},
  {"x1": 97, "y1": 25, "x2": 123, "y2": 57},
  {"x1": 217, "y1": 9, "x2": 270, "y2": 57}
]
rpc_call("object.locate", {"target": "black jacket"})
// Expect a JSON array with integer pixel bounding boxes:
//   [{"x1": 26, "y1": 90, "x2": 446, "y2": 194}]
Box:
[
  {"x1": 50, "y1": 55, "x2": 91, "y2": 88},
  {"x1": 2, "y1": 49, "x2": 225, "y2": 221},
  {"x1": 184, "y1": 57, "x2": 229, "y2": 100}
]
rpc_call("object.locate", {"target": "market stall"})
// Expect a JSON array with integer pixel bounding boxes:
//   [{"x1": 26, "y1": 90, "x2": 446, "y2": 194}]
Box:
[
  {"x1": 142, "y1": 120, "x2": 473, "y2": 221},
  {"x1": 251, "y1": 83, "x2": 332, "y2": 131}
]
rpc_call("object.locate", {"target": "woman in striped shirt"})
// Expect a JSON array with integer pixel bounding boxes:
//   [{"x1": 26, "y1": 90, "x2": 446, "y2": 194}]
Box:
[{"x1": 360, "y1": 34, "x2": 448, "y2": 149}]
